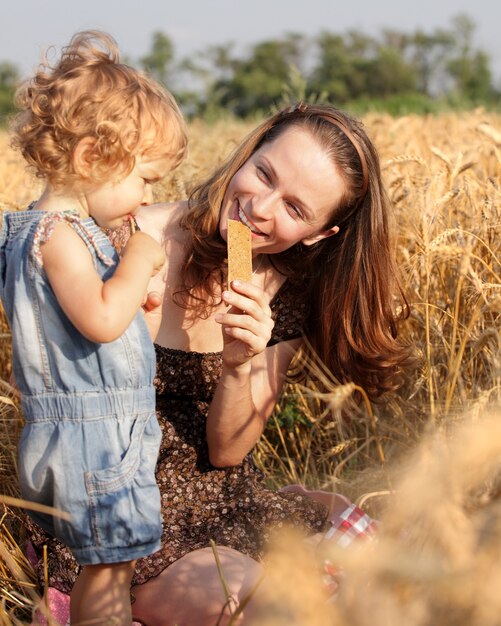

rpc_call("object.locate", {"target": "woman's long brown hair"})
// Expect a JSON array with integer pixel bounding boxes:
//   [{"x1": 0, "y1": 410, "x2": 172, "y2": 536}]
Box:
[{"x1": 176, "y1": 103, "x2": 411, "y2": 400}]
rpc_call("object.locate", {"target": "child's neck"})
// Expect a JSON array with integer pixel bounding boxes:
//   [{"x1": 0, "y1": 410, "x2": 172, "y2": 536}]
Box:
[{"x1": 34, "y1": 185, "x2": 90, "y2": 219}]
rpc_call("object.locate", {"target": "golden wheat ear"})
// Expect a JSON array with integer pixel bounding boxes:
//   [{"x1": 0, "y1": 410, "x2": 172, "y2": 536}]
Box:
[{"x1": 227, "y1": 219, "x2": 252, "y2": 291}]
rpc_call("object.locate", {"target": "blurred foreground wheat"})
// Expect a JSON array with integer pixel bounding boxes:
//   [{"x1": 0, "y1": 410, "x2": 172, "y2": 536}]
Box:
[
  {"x1": 0, "y1": 110, "x2": 500, "y2": 624},
  {"x1": 255, "y1": 409, "x2": 501, "y2": 626}
]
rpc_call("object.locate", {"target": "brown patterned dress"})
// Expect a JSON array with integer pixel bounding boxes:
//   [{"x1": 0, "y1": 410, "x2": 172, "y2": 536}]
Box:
[{"x1": 27, "y1": 281, "x2": 329, "y2": 593}]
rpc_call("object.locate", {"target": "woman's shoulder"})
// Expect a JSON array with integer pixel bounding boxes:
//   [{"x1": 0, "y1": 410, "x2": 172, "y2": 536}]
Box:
[{"x1": 136, "y1": 201, "x2": 188, "y2": 244}]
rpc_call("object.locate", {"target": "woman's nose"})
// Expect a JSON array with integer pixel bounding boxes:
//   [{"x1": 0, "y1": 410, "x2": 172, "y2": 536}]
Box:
[{"x1": 252, "y1": 190, "x2": 278, "y2": 219}]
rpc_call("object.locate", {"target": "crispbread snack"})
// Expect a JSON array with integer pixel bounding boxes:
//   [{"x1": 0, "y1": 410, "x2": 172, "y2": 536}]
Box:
[{"x1": 227, "y1": 219, "x2": 252, "y2": 290}]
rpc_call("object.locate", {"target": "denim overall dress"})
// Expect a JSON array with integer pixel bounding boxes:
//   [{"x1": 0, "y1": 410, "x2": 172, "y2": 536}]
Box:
[{"x1": 0, "y1": 209, "x2": 162, "y2": 565}]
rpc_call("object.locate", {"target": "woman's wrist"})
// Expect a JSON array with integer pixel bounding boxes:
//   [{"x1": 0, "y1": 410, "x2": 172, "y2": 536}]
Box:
[{"x1": 220, "y1": 360, "x2": 252, "y2": 381}]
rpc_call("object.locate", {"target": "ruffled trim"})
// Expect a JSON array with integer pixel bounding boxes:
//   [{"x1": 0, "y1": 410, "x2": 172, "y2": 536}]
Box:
[{"x1": 31, "y1": 212, "x2": 114, "y2": 268}]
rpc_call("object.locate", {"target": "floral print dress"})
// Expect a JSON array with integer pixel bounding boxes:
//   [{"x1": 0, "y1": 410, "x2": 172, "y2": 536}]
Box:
[{"x1": 27, "y1": 274, "x2": 329, "y2": 593}]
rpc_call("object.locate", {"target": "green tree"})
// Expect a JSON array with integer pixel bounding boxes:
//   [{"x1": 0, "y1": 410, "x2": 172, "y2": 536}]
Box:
[
  {"x1": 409, "y1": 28, "x2": 455, "y2": 95},
  {"x1": 310, "y1": 32, "x2": 360, "y2": 102},
  {"x1": 0, "y1": 61, "x2": 20, "y2": 124},
  {"x1": 215, "y1": 34, "x2": 308, "y2": 116},
  {"x1": 365, "y1": 46, "x2": 418, "y2": 97},
  {"x1": 178, "y1": 43, "x2": 239, "y2": 116},
  {"x1": 311, "y1": 30, "x2": 417, "y2": 102},
  {"x1": 446, "y1": 14, "x2": 494, "y2": 102},
  {"x1": 140, "y1": 31, "x2": 174, "y2": 85},
  {"x1": 137, "y1": 15, "x2": 498, "y2": 119}
]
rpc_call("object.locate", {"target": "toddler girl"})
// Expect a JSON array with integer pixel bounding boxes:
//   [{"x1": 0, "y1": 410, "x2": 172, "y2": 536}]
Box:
[{"x1": 0, "y1": 30, "x2": 187, "y2": 624}]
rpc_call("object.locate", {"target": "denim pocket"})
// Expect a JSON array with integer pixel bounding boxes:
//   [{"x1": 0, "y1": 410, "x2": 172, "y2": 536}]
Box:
[
  {"x1": 85, "y1": 413, "x2": 147, "y2": 496},
  {"x1": 84, "y1": 413, "x2": 162, "y2": 552}
]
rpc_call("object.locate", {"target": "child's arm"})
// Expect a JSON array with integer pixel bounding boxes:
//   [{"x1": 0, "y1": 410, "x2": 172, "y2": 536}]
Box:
[{"x1": 42, "y1": 223, "x2": 165, "y2": 343}]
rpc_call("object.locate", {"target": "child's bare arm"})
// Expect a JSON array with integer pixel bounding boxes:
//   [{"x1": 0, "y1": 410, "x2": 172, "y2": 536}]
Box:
[{"x1": 42, "y1": 224, "x2": 165, "y2": 343}]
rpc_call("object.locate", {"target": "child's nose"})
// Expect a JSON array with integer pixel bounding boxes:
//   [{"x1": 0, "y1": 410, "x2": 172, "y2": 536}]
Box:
[{"x1": 141, "y1": 184, "x2": 154, "y2": 206}]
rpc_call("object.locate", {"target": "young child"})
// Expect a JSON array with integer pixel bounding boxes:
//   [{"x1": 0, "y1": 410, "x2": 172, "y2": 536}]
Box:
[{"x1": 0, "y1": 31, "x2": 187, "y2": 624}]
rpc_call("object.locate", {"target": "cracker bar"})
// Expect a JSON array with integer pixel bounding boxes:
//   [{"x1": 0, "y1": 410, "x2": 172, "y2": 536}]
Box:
[
  {"x1": 128, "y1": 214, "x2": 137, "y2": 234},
  {"x1": 227, "y1": 219, "x2": 252, "y2": 290}
]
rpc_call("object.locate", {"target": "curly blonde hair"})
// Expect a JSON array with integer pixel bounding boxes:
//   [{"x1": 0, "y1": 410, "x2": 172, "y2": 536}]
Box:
[{"x1": 11, "y1": 30, "x2": 187, "y2": 191}]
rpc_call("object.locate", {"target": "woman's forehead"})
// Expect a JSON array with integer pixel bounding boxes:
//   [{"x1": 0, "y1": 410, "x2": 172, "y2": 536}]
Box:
[{"x1": 257, "y1": 125, "x2": 334, "y2": 170}]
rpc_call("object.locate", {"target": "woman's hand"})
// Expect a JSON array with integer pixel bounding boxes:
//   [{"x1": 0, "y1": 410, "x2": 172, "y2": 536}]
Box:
[
  {"x1": 215, "y1": 280, "x2": 274, "y2": 370},
  {"x1": 142, "y1": 291, "x2": 163, "y2": 341}
]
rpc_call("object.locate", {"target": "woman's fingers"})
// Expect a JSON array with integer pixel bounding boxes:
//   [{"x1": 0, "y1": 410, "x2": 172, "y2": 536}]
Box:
[
  {"x1": 142, "y1": 290, "x2": 162, "y2": 312},
  {"x1": 222, "y1": 316, "x2": 271, "y2": 353},
  {"x1": 218, "y1": 299, "x2": 274, "y2": 336},
  {"x1": 219, "y1": 312, "x2": 272, "y2": 339},
  {"x1": 223, "y1": 282, "x2": 272, "y2": 320},
  {"x1": 224, "y1": 327, "x2": 269, "y2": 353},
  {"x1": 216, "y1": 281, "x2": 275, "y2": 361},
  {"x1": 142, "y1": 291, "x2": 163, "y2": 341}
]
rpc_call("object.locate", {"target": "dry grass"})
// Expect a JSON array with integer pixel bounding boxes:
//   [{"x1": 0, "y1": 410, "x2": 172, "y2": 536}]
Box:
[
  {"x1": 0, "y1": 109, "x2": 500, "y2": 624},
  {"x1": 255, "y1": 408, "x2": 501, "y2": 626}
]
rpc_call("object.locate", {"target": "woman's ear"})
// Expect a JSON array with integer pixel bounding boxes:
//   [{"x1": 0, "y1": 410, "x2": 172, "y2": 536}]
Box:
[
  {"x1": 301, "y1": 225, "x2": 339, "y2": 247},
  {"x1": 72, "y1": 137, "x2": 97, "y2": 179}
]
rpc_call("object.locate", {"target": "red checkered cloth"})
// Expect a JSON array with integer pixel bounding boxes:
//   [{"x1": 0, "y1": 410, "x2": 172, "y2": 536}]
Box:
[
  {"x1": 320, "y1": 503, "x2": 379, "y2": 598},
  {"x1": 323, "y1": 502, "x2": 378, "y2": 547}
]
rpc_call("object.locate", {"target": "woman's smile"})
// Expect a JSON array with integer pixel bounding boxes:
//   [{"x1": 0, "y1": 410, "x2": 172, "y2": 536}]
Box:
[{"x1": 237, "y1": 205, "x2": 266, "y2": 236}]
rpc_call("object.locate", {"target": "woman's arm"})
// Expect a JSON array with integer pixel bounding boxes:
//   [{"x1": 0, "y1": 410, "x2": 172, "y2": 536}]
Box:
[
  {"x1": 42, "y1": 223, "x2": 165, "y2": 343},
  {"x1": 207, "y1": 279, "x2": 301, "y2": 467}
]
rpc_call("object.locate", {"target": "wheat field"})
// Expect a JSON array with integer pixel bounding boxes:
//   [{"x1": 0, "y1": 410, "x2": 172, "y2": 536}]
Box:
[{"x1": 0, "y1": 110, "x2": 500, "y2": 625}]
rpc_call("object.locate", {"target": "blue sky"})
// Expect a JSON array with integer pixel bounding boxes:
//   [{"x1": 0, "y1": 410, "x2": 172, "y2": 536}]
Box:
[{"x1": 3, "y1": 0, "x2": 501, "y2": 80}]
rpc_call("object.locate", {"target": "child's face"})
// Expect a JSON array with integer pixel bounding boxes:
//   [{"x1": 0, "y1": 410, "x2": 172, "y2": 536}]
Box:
[{"x1": 84, "y1": 154, "x2": 173, "y2": 230}]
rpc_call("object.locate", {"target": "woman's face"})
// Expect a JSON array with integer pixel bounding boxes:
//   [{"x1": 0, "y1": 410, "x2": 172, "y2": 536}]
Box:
[{"x1": 219, "y1": 126, "x2": 347, "y2": 255}]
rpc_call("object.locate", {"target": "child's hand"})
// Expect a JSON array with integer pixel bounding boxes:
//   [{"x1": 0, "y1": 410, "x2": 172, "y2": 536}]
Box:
[{"x1": 123, "y1": 231, "x2": 165, "y2": 276}]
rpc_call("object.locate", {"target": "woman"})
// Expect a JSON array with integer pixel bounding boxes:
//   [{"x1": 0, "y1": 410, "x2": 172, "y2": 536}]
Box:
[{"x1": 29, "y1": 102, "x2": 408, "y2": 625}]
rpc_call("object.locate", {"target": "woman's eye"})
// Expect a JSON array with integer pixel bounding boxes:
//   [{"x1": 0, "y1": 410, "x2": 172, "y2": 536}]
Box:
[
  {"x1": 286, "y1": 203, "x2": 302, "y2": 219},
  {"x1": 256, "y1": 166, "x2": 271, "y2": 183}
]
